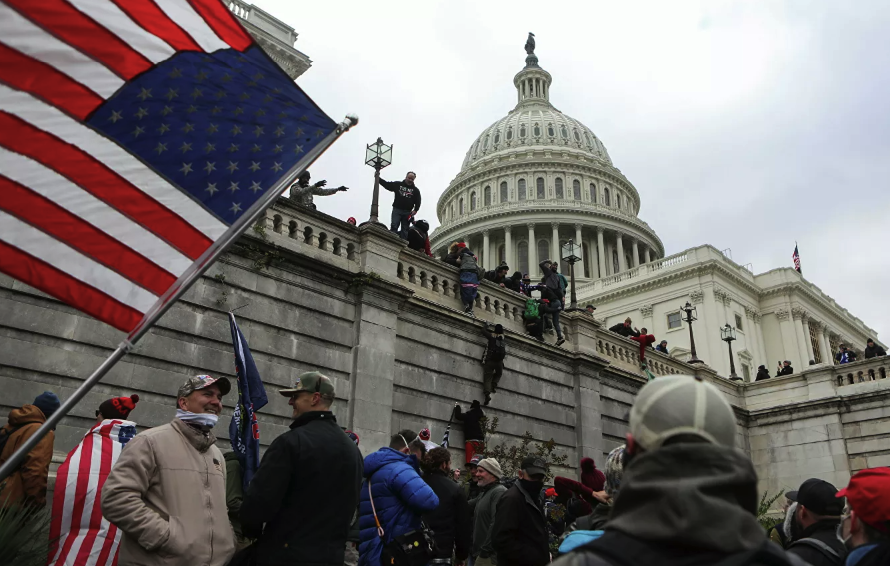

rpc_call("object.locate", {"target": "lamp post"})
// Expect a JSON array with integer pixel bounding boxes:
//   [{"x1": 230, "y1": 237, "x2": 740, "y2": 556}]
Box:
[
  {"x1": 680, "y1": 302, "x2": 704, "y2": 364},
  {"x1": 560, "y1": 239, "x2": 583, "y2": 311},
  {"x1": 364, "y1": 137, "x2": 392, "y2": 227},
  {"x1": 721, "y1": 323, "x2": 742, "y2": 380}
]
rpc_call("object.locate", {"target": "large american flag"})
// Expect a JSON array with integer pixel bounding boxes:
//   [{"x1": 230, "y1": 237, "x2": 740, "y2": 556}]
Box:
[
  {"x1": 48, "y1": 419, "x2": 137, "y2": 566},
  {"x1": 0, "y1": 0, "x2": 343, "y2": 335},
  {"x1": 793, "y1": 244, "x2": 801, "y2": 273}
]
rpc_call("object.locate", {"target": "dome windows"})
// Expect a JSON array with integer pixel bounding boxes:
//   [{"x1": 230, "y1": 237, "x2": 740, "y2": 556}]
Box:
[
  {"x1": 518, "y1": 179, "x2": 527, "y2": 200},
  {"x1": 506, "y1": 127, "x2": 513, "y2": 141},
  {"x1": 533, "y1": 123, "x2": 541, "y2": 137},
  {"x1": 589, "y1": 183, "x2": 597, "y2": 203},
  {"x1": 459, "y1": 197, "x2": 465, "y2": 215},
  {"x1": 483, "y1": 134, "x2": 490, "y2": 149},
  {"x1": 560, "y1": 125, "x2": 568, "y2": 139},
  {"x1": 547, "y1": 124, "x2": 555, "y2": 138},
  {"x1": 536, "y1": 177, "x2": 545, "y2": 199},
  {"x1": 604, "y1": 187, "x2": 611, "y2": 206},
  {"x1": 500, "y1": 181, "x2": 508, "y2": 203},
  {"x1": 519, "y1": 124, "x2": 527, "y2": 138},
  {"x1": 484, "y1": 186, "x2": 491, "y2": 206},
  {"x1": 584, "y1": 131, "x2": 592, "y2": 146},
  {"x1": 616, "y1": 193, "x2": 621, "y2": 209},
  {"x1": 573, "y1": 129, "x2": 581, "y2": 142},
  {"x1": 573, "y1": 179, "x2": 581, "y2": 200},
  {"x1": 555, "y1": 177, "x2": 564, "y2": 198},
  {"x1": 471, "y1": 191, "x2": 477, "y2": 211},
  {"x1": 494, "y1": 131, "x2": 500, "y2": 145}
]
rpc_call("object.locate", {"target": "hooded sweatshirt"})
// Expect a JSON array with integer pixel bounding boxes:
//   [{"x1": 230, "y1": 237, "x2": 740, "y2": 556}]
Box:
[
  {"x1": 580, "y1": 458, "x2": 606, "y2": 493},
  {"x1": 0, "y1": 404, "x2": 54, "y2": 507}
]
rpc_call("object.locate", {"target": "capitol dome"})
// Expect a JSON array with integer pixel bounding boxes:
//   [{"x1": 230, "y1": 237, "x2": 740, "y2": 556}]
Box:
[{"x1": 430, "y1": 41, "x2": 664, "y2": 281}]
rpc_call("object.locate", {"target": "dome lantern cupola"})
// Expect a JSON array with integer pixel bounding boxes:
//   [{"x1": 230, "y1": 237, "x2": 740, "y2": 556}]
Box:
[{"x1": 514, "y1": 32, "x2": 552, "y2": 106}]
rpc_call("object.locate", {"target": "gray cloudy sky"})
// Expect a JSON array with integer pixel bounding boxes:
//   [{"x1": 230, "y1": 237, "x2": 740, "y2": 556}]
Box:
[{"x1": 255, "y1": 0, "x2": 890, "y2": 340}]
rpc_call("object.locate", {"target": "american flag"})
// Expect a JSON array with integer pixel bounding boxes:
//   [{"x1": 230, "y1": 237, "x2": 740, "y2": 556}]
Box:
[
  {"x1": 0, "y1": 0, "x2": 346, "y2": 335},
  {"x1": 48, "y1": 419, "x2": 137, "y2": 566},
  {"x1": 793, "y1": 244, "x2": 801, "y2": 273}
]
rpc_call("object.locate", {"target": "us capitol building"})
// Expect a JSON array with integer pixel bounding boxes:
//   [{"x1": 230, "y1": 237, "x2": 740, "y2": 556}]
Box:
[{"x1": 430, "y1": 38, "x2": 884, "y2": 381}]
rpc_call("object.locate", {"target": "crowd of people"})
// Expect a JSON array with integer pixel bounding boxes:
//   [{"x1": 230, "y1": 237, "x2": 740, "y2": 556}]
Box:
[{"x1": 1, "y1": 372, "x2": 887, "y2": 566}]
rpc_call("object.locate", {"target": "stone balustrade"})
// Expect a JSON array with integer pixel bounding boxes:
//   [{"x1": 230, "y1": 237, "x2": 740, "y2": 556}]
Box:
[{"x1": 835, "y1": 356, "x2": 889, "y2": 386}]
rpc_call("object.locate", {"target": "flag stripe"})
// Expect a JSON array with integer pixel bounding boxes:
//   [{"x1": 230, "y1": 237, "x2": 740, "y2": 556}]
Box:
[
  {"x1": 48, "y1": 443, "x2": 74, "y2": 563},
  {"x1": 153, "y1": 0, "x2": 230, "y2": 53},
  {"x1": 0, "y1": 141, "x2": 193, "y2": 276},
  {"x1": 5, "y1": 0, "x2": 153, "y2": 80},
  {"x1": 0, "y1": 85, "x2": 227, "y2": 242},
  {"x1": 0, "y1": 3, "x2": 124, "y2": 97},
  {"x1": 188, "y1": 0, "x2": 253, "y2": 51},
  {"x1": 0, "y1": 240, "x2": 143, "y2": 332},
  {"x1": 0, "y1": 210, "x2": 158, "y2": 313},
  {"x1": 0, "y1": 112, "x2": 214, "y2": 261},
  {"x1": 51, "y1": 441, "x2": 84, "y2": 566},
  {"x1": 0, "y1": 177, "x2": 177, "y2": 296},
  {"x1": 0, "y1": 42, "x2": 104, "y2": 120},
  {"x1": 66, "y1": 0, "x2": 179, "y2": 64},
  {"x1": 72, "y1": 422, "x2": 113, "y2": 566},
  {"x1": 63, "y1": 424, "x2": 96, "y2": 564},
  {"x1": 108, "y1": 0, "x2": 204, "y2": 53}
]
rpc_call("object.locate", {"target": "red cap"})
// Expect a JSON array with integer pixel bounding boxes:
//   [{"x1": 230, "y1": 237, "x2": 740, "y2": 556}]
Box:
[
  {"x1": 836, "y1": 467, "x2": 890, "y2": 533},
  {"x1": 545, "y1": 487, "x2": 558, "y2": 498},
  {"x1": 456, "y1": 242, "x2": 467, "y2": 249}
]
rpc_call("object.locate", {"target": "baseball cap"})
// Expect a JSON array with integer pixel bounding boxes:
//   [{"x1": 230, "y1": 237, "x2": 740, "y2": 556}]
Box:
[
  {"x1": 279, "y1": 371, "x2": 335, "y2": 397},
  {"x1": 178, "y1": 374, "x2": 231, "y2": 398},
  {"x1": 786, "y1": 478, "x2": 844, "y2": 516},
  {"x1": 629, "y1": 375, "x2": 737, "y2": 451},
  {"x1": 521, "y1": 455, "x2": 548, "y2": 477},
  {"x1": 477, "y1": 458, "x2": 503, "y2": 479},
  {"x1": 836, "y1": 467, "x2": 890, "y2": 533},
  {"x1": 468, "y1": 454, "x2": 483, "y2": 467}
]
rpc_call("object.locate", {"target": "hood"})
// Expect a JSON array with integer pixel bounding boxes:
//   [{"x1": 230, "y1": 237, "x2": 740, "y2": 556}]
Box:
[
  {"x1": 581, "y1": 457, "x2": 596, "y2": 472},
  {"x1": 7, "y1": 404, "x2": 47, "y2": 426},
  {"x1": 364, "y1": 446, "x2": 415, "y2": 477},
  {"x1": 607, "y1": 443, "x2": 764, "y2": 554},
  {"x1": 224, "y1": 451, "x2": 240, "y2": 462},
  {"x1": 511, "y1": 271, "x2": 523, "y2": 280}
]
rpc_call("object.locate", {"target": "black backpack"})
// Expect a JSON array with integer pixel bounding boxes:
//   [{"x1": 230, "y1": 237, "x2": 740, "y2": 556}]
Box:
[{"x1": 488, "y1": 336, "x2": 506, "y2": 361}]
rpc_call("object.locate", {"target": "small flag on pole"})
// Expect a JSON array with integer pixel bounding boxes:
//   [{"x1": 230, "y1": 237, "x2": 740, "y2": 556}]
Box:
[
  {"x1": 441, "y1": 421, "x2": 452, "y2": 449},
  {"x1": 793, "y1": 244, "x2": 802, "y2": 274},
  {"x1": 229, "y1": 312, "x2": 268, "y2": 490}
]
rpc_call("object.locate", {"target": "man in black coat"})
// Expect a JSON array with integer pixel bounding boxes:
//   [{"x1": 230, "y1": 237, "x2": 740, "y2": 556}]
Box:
[
  {"x1": 755, "y1": 365, "x2": 771, "y2": 381},
  {"x1": 777, "y1": 360, "x2": 794, "y2": 377},
  {"x1": 422, "y1": 447, "x2": 472, "y2": 566},
  {"x1": 241, "y1": 372, "x2": 363, "y2": 566},
  {"x1": 453, "y1": 401, "x2": 485, "y2": 466},
  {"x1": 864, "y1": 338, "x2": 887, "y2": 359},
  {"x1": 608, "y1": 318, "x2": 640, "y2": 338},
  {"x1": 491, "y1": 456, "x2": 550, "y2": 566},
  {"x1": 785, "y1": 478, "x2": 847, "y2": 566},
  {"x1": 377, "y1": 170, "x2": 421, "y2": 239},
  {"x1": 484, "y1": 264, "x2": 510, "y2": 288}
]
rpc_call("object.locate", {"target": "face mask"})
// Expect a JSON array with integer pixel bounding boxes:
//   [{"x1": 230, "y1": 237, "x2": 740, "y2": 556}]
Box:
[
  {"x1": 519, "y1": 478, "x2": 544, "y2": 496},
  {"x1": 176, "y1": 409, "x2": 219, "y2": 428},
  {"x1": 836, "y1": 517, "x2": 853, "y2": 549}
]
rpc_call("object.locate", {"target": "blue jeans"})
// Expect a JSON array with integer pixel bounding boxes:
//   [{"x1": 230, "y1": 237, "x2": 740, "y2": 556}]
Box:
[
  {"x1": 548, "y1": 300, "x2": 563, "y2": 339},
  {"x1": 390, "y1": 208, "x2": 412, "y2": 238}
]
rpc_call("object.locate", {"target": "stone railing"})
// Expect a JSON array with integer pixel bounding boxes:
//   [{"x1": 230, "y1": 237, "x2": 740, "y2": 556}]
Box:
[
  {"x1": 577, "y1": 249, "x2": 690, "y2": 295},
  {"x1": 835, "y1": 357, "x2": 889, "y2": 387},
  {"x1": 594, "y1": 329, "x2": 694, "y2": 377}
]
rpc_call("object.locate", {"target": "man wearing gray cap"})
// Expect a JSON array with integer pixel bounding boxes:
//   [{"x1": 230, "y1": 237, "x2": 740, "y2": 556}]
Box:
[
  {"x1": 102, "y1": 374, "x2": 235, "y2": 566},
  {"x1": 240, "y1": 371, "x2": 363, "y2": 566},
  {"x1": 552, "y1": 375, "x2": 809, "y2": 566},
  {"x1": 470, "y1": 458, "x2": 507, "y2": 566}
]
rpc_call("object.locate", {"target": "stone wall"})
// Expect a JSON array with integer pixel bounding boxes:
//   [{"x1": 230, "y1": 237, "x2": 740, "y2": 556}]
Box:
[{"x1": 1, "y1": 199, "x2": 888, "y2": 505}]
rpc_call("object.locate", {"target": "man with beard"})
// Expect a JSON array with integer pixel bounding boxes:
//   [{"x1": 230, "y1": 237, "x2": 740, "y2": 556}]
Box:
[
  {"x1": 491, "y1": 456, "x2": 550, "y2": 566},
  {"x1": 835, "y1": 467, "x2": 890, "y2": 566},
  {"x1": 784, "y1": 478, "x2": 847, "y2": 565},
  {"x1": 550, "y1": 375, "x2": 809, "y2": 566}
]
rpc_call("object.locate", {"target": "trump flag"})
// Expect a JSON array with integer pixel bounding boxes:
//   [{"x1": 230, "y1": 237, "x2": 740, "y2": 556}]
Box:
[
  {"x1": 0, "y1": 0, "x2": 351, "y2": 337},
  {"x1": 229, "y1": 312, "x2": 268, "y2": 490}
]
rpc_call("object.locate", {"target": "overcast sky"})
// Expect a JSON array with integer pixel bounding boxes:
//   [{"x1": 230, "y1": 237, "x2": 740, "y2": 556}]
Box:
[{"x1": 254, "y1": 0, "x2": 890, "y2": 340}]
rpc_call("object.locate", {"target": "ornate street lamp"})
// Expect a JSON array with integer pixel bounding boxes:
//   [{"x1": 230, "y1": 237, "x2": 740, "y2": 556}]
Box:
[
  {"x1": 561, "y1": 239, "x2": 583, "y2": 311},
  {"x1": 680, "y1": 302, "x2": 704, "y2": 364},
  {"x1": 721, "y1": 323, "x2": 742, "y2": 380},
  {"x1": 364, "y1": 137, "x2": 392, "y2": 227}
]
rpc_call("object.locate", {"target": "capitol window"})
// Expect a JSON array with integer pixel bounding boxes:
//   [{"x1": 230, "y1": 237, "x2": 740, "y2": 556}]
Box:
[
  {"x1": 537, "y1": 240, "x2": 550, "y2": 266},
  {"x1": 533, "y1": 123, "x2": 541, "y2": 137},
  {"x1": 590, "y1": 183, "x2": 597, "y2": 203},
  {"x1": 555, "y1": 178, "x2": 564, "y2": 198},
  {"x1": 667, "y1": 312, "x2": 682, "y2": 330},
  {"x1": 506, "y1": 127, "x2": 513, "y2": 140},
  {"x1": 518, "y1": 179, "x2": 527, "y2": 200},
  {"x1": 518, "y1": 241, "x2": 529, "y2": 276},
  {"x1": 604, "y1": 188, "x2": 611, "y2": 206},
  {"x1": 573, "y1": 129, "x2": 581, "y2": 142},
  {"x1": 500, "y1": 181, "x2": 508, "y2": 202},
  {"x1": 484, "y1": 186, "x2": 491, "y2": 206},
  {"x1": 483, "y1": 135, "x2": 489, "y2": 149},
  {"x1": 584, "y1": 131, "x2": 592, "y2": 146},
  {"x1": 735, "y1": 313, "x2": 743, "y2": 331},
  {"x1": 616, "y1": 194, "x2": 621, "y2": 209},
  {"x1": 459, "y1": 197, "x2": 464, "y2": 215},
  {"x1": 547, "y1": 124, "x2": 555, "y2": 137},
  {"x1": 520, "y1": 124, "x2": 527, "y2": 138},
  {"x1": 536, "y1": 177, "x2": 545, "y2": 199},
  {"x1": 573, "y1": 179, "x2": 581, "y2": 200},
  {"x1": 560, "y1": 125, "x2": 568, "y2": 139},
  {"x1": 494, "y1": 131, "x2": 500, "y2": 144}
]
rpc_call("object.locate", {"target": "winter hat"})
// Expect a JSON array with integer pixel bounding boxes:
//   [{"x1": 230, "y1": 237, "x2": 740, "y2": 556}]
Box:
[
  {"x1": 416, "y1": 220, "x2": 429, "y2": 233},
  {"x1": 347, "y1": 217, "x2": 357, "y2": 225},
  {"x1": 419, "y1": 428, "x2": 431, "y2": 441},
  {"x1": 494, "y1": 324, "x2": 504, "y2": 334},
  {"x1": 580, "y1": 457, "x2": 605, "y2": 492},
  {"x1": 33, "y1": 391, "x2": 61, "y2": 419},
  {"x1": 477, "y1": 458, "x2": 503, "y2": 479},
  {"x1": 345, "y1": 430, "x2": 360, "y2": 446},
  {"x1": 98, "y1": 395, "x2": 140, "y2": 420},
  {"x1": 604, "y1": 445, "x2": 625, "y2": 499},
  {"x1": 470, "y1": 400, "x2": 481, "y2": 409}
]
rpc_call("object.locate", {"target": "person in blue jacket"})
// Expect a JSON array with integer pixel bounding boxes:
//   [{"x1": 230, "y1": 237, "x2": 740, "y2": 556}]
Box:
[{"x1": 358, "y1": 429, "x2": 440, "y2": 566}]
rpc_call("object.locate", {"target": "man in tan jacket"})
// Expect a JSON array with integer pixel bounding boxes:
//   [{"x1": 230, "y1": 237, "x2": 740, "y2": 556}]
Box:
[
  {"x1": 102, "y1": 375, "x2": 235, "y2": 566},
  {"x1": 0, "y1": 391, "x2": 60, "y2": 508}
]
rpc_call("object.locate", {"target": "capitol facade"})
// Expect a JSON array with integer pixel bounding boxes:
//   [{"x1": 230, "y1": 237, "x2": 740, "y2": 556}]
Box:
[{"x1": 430, "y1": 41, "x2": 883, "y2": 381}]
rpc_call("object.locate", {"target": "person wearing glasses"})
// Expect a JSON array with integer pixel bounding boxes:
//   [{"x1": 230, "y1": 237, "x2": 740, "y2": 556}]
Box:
[{"x1": 240, "y1": 372, "x2": 363, "y2": 566}]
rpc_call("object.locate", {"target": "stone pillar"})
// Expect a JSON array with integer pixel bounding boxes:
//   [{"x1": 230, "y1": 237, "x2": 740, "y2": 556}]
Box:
[
  {"x1": 745, "y1": 307, "x2": 765, "y2": 366},
  {"x1": 643, "y1": 247, "x2": 651, "y2": 264},
  {"x1": 574, "y1": 224, "x2": 583, "y2": 253},
  {"x1": 819, "y1": 326, "x2": 832, "y2": 365},
  {"x1": 504, "y1": 226, "x2": 513, "y2": 269},
  {"x1": 631, "y1": 239, "x2": 640, "y2": 267},
  {"x1": 776, "y1": 308, "x2": 799, "y2": 369},
  {"x1": 482, "y1": 230, "x2": 490, "y2": 270},
  {"x1": 753, "y1": 313, "x2": 766, "y2": 367},
  {"x1": 527, "y1": 223, "x2": 537, "y2": 273},
  {"x1": 801, "y1": 314, "x2": 816, "y2": 365},
  {"x1": 792, "y1": 308, "x2": 812, "y2": 367},
  {"x1": 551, "y1": 222, "x2": 560, "y2": 262},
  {"x1": 596, "y1": 228, "x2": 606, "y2": 279},
  {"x1": 616, "y1": 233, "x2": 627, "y2": 273}
]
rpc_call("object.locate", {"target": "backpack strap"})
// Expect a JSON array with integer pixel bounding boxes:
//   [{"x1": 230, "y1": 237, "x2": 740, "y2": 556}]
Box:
[
  {"x1": 788, "y1": 538, "x2": 841, "y2": 560},
  {"x1": 368, "y1": 478, "x2": 385, "y2": 539}
]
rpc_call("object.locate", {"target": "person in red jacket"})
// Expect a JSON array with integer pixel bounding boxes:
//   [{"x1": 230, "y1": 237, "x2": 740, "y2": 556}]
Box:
[{"x1": 631, "y1": 328, "x2": 656, "y2": 361}]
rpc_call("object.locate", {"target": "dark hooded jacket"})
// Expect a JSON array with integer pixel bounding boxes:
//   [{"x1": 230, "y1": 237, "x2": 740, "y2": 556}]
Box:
[
  {"x1": 485, "y1": 268, "x2": 510, "y2": 286},
  {"x1": 505, "y1": 271, "x2": 524, "y2": 292},
  {"x1": 755, "y1": 367, "x2": 771, "y2": 381},
  {"x1": 864, "y1": 340, "x2": 886, "y2": 358},
  {"x1": 786, "y1": 518, "x2": 847, "y2": 566},
  {"x1": 492, "y1": 480, "x2": 549, "y2": 566},
  {"x1": 580, "y1": 458, "x2": 606, "y2": 493},
  {"x1": 847, "y1": 543, "x2": 890, "y2": 566},
  {"x1": 549, "y1": 443, "x2": 810, "y2": 566},
  {"x1": 608, "y1": 323, "x2": 639, "y2": 338},
  {"x1": 422, "y1": 468, "x2": 472, "y2": 560},
  {"x1": 379, "y1": 178, "x2": 421, "y2": 212},
  {"x1": 453, "y1": 403, "x2": 485, "y2": 442},
  {"x1": 540, "y1": 261, "x2": 565, "y2": 301}
]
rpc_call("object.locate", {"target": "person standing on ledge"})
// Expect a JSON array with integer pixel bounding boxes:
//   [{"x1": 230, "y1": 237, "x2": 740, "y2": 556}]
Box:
[
  {"x1": 755, "y1": 365, "x2": 771, "y2": 381},
  {"x1": 777, "y1": 360, "x2": 794, "y2": 377},
  {"x1": 376, "y1": 170, "x2": 421, "y2": 239},
  {"x1": 288, "y1": 170, "x2": 348, "y2": 209}
]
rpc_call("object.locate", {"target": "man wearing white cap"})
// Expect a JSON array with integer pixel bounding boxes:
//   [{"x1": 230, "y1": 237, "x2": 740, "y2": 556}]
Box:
[
  {"x1": 552, "y1": 375, "x2": 809, "y2": 566},
  {"x1": 470, "y1": 458, "x2": 506, "y2": 566}
]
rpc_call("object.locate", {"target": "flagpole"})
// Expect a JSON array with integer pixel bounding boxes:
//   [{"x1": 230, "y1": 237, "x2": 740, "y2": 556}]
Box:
[{"x1": 0, "y1": 115, "x2": 359, "y2": 483}]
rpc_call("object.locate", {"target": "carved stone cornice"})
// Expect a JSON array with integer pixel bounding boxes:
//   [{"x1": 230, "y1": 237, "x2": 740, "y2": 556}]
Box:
[
  {"x1": 574, "y1": 223, "x2": 583, "y2": 231},
  {"x1": 550, "y1": 222, "x2": 559, "y2": 230},
  {"x1": 527, "y1": 223, "x2": 535, "y2": 231},
  {"x1": 482, "y1": 229, "x2": 490, "y2": 237},
  {"x1": 690, "y1": 289, "x2": 704, "y2": 304},
  {"x1": 639, "y1": 303, "x2": 654, "y2": 317},
  {"x1": 808, "y1": 319, "x2": 823, "y2": 330},
  {"x1": 775, "y1": 308, "x2": 790, "y2": 321},
  {"x1": 792, "y1": 306, "x2": 809, "y2": 321},
  {"x1": 744, "y1": 305, "x2": 759, "y2": 319},
  {"x1": 713, "y1": 287, "x2": 733, "y2": 306}
]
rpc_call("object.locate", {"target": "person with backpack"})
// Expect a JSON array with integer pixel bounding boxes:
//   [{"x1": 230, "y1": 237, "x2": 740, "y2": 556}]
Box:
[
  {"x1": 453, "y1": 401, "x2": 485, "y2": 464},
  {"x1": 0, "y1": 391, "x2": 60, "y2": 509},
  {"x1": 407, "y1": 219, "x2": 434, "y2": 257},
  {"x1": 481, "y1": 324, "x2": 507, "y2": 406},
  {"x1": 550, "y1": 375, "x2": 811, "y2": 566},
  {"x1": 783, "y1": 478, "x2": 848, "y2": 566},
  {"x1": 523, "y1": 298, "x2": 545, "y2": 341},
  {"x1": 539, "y1": 260, "x2": 566, "y2": 347},
  {"x1": 456, "y1": 244, "x2": 482, "y2": 317}
]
